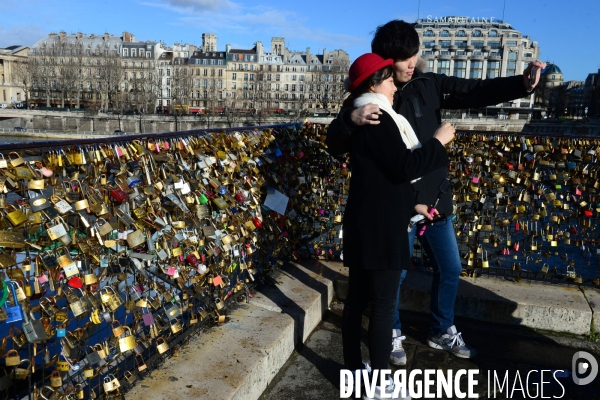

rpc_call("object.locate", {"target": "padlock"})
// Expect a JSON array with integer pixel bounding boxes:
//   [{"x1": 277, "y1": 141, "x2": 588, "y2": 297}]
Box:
[
  {"x1": 156, "y1": 336, "x2": 169, "y2": 354},
  {"x1": 118, "y1": 326, "x2": 137, "y2": 352},
  {"x1": 4, "y1": 349, "x2": 21, "y2": 366},
  {"x1": 170, "y1": 319, "x2": 183, "y2": 334},
  {"x1": 22, "y1": 307, "x2": 49, "y2": 343},
  {"x1": 4, "y1": 281, "x2": 23, "y2": 323},
  {"x1": 55, "y1": 246, "x2": 79, "y2": 278},
  {"x1": 49, "y1": 371, "x2": 62, "y2": 388}
]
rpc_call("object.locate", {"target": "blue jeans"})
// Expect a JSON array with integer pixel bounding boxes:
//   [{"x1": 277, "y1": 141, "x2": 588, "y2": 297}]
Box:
[{"x1": 392, "y1": 216, "x2": 462, "y2": 336}]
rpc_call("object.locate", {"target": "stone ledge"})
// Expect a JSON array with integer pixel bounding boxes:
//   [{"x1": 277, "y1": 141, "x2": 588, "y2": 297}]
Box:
[{"x1": 331, "y1": 262, "x2": 594, "y2": 335}]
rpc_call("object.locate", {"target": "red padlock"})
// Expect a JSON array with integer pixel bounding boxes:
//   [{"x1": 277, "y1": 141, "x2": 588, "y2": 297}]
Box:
[
  {"x1": 186, "y1": 254, "x2": 200, "y2": 266},
  {"x1": 513, "y1": 242, "x2": 520, "y2": 251},
  {"x1": 515, "y1": 221, "x2": 520, "y2": 231},
  {"x1": 235, "y1": 192, "x2": 246, "y2": 203},
  {"x1": 253, "y1": 217, "x2": 262, "y2": 228},
  {"x1": 584, "y1": 209, "x2": 593, "y2": 217},
  {"x1": 109, "y1": 187, "x2": 129, "y2": 203},
  {"x1": 501, "y1": 248, "x2": 510, "y2": 256}
]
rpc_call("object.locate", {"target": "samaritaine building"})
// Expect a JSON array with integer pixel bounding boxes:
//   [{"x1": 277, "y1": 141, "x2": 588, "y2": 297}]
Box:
[{"x1": 414, "y1": 16, "x2": 541, "y2": 114}]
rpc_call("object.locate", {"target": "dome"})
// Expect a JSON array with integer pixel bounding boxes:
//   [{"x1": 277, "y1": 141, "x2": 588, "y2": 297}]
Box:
[{"x1": 542, "y1": 64, "x2": 562, "y2": 75}]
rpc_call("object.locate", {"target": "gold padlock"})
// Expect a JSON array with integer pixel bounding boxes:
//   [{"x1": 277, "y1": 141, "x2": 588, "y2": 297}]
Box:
[
  {"x1": 118, "y1": 326, "x2": 137, "y2": 352},
  {"x1": 156, "y1": 336, "x2": 169, "y2": 354}
]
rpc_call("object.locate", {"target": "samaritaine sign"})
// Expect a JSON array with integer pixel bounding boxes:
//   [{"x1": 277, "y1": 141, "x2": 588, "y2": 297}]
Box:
[{"x1": 425, "y1": 16, "x2": 498, "y2": 24}]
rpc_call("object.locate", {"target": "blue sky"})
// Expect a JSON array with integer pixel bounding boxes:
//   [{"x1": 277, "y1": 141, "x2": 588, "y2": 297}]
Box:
[{"x1": 1, "y1": 0, "x2": 598, "y2": 81}]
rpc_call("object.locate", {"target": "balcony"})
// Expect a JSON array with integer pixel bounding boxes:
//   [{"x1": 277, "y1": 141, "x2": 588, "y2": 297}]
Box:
[
  {"x1": 466, "y1": 45, "x2": 474, "y2": 52},
  {"x1": 432, "y1": 45, "x2": 441, "y2": 51},
  {"x1": 454, "y1": 54, "x2": 468, "y2": 60},
  {"x1": 470, "y1": 52, "x2": 484, "y2": 60},
  {"x1": 438, "y1": 51, "x2": 452, "y2": 60},
  {"x1": 487, "y1": 54, "x2": 502, "y2": 60},
  {"x1": 449, "y1": 45, "x2": 458, "y2": 51},
  {"x1": 482, "y1": 46, "x2": 491, "y2": 52}
]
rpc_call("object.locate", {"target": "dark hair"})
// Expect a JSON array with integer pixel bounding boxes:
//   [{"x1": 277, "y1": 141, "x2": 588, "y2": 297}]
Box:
[
  {"x1": 371, "y1": 20, "x2": 420, "y2": 61},
  {"x1": 348, "y1": 66, "x2": 394, "y2": 99}
]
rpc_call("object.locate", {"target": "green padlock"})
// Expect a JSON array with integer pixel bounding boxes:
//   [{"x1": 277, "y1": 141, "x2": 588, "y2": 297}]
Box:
[{"x1": 198, "y1": 193, "x2": 209, "y2": 205}]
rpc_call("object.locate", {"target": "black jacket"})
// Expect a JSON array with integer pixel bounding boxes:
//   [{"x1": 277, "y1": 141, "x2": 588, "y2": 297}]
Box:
[
  {"x1": 342, "y1": 110, "x2": 449, "y2": 270},
  {"x1": 327, "y1": 71, "x2": 531, "y2": 216}
]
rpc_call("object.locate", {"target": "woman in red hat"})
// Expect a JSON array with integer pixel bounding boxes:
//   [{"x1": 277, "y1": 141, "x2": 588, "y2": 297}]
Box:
[{"x1": 341, "y1": 53, "x2": 455, "y2": 399}]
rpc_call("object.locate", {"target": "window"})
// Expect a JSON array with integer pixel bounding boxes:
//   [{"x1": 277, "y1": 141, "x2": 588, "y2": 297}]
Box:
[
  {"x1": 471, "y1": 40, "x2": 484, "y2": 49},
  {"x1": 440, "y1": 30, "x2": 450, "y2": 37},
  {"x1": 203, "y1": 69, "x2": 208, "y2": 76},
  {"x1": 524, "y1": 53, "x2": 533, "y2": 58},
  {"x1": 232, "y1": 73, "x2": 236, "y2": 80},
  {"x1": 440, "y1": 40, "x2": 451, "y2": 48},
  {"x1": 131, "y1": 49, "x2": 136, "y2": 57},
  {"x1": 486, "y1": 61, "x2": 500, "y2": 78},
  {"x1": 244, "y1": 73, "x2": 248, "y2": 81},
  {"x1": 292, "y1": 75, "x2": 297, "y2": 81},
  {"x1": 438, "y1": 60, "x2": 450, "y2": 75},
  {"x1": 506, "y1": 41, "x2": 518, "y2": 47},
  {"x1": 472, "y1": 30, "x2": 482, "y2": 37},
  {"x1": 218, "y1": 69, "x2": 223, "y2": 77},
  {"x1": 470, "y1": 61, "x2": 483, "y2": 78},
  {"x1": 456, "y1": 41, "x2": 467, "y2": 49},
  {"x1": 453, "y1": 61, "x2": 466, "y2": 78},
  {"x1": 424, "y1": 30, "x2": 434, "y2": 37},
  {"x1": 423, "y1": 41, "x2": 435, "y2": 49},
  {"x1": 202, "y1": 79, "x2": 207, "y2": 88},
  {"x1": 456, "y1": 30, "x2": 466, "y2": 37},
  {"x1": 250, "y1": 73, "x2": 254, "y2": 81},
  {"x1": 488, "y1": 41, "x2": 501, "y2": 49},
  {"x1": 123, "y1": 49, "x2": 128, "y2": 57},
  {"x1": 231, "y1": 82, "x2": 236, "y2": 89},
  {"x1": 489, "y1": 30, "x2": 498, "y2": 37},
  {"x1": 427, "y1": 60, "x2": 434, "y2": 71}
]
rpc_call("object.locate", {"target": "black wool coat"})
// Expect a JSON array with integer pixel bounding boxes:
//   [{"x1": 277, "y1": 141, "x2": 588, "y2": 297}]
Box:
[
  {"x1": 342, "y1": 110, "x2": 449, "y2": 270},
  {"x1": 328, "y1": 71, "x2": 531, "y2": 217}
]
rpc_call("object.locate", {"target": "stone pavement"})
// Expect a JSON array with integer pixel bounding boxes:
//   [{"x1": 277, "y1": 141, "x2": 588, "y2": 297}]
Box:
[{"x1": 259, "y1": 304, "x2": 600, "y2": 399}]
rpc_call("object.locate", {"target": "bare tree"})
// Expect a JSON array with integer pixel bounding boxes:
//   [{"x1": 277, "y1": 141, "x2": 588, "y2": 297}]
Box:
[{"x1": 12, "y1": 60, "x2": 34, "y2": 109}]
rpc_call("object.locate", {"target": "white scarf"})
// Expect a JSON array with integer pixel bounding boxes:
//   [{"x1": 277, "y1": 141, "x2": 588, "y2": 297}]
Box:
[{"x1": 354, "y1": 92, "x2": 422, "y2": 182}]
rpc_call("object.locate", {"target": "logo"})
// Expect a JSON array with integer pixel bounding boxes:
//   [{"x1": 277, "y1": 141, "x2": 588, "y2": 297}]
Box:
[{"x1": 572, "y1": 351, "x2": 598, "y2": 386}]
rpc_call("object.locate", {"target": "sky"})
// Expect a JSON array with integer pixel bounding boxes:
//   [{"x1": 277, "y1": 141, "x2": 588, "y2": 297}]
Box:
[{"x1": 1, "y1": 0, "x2": 598, "y2": 82}]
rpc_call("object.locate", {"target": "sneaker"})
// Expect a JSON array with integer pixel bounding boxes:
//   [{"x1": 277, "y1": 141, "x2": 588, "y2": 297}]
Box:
[
  {"x1": 345, "y1": 361, "x2": 372, "y2": 386},
  {"x1": 390, "y1": 329, "x2": 407, "y2": 366},
  {"x1": 362, "y1": 375, "x2": 411, "y2": 400},
  {"x1": 427, "y1": 325, "x2": 477, "y2": 359}
]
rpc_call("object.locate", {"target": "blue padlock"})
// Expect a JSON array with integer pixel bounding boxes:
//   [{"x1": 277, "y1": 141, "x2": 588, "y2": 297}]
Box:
[
  {"x1": 4, "y1": 281, "x2": 23, "y2": 323},
  {"x1": 57, "y1": 328, "x2": 66, "y2": 338}
]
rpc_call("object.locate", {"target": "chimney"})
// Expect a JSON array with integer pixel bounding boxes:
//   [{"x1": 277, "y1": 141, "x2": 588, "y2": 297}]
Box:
[
  {"x1": 59, "y1": 31, "x2": 66, "y2": 39},
  {"x1": 77, "y1": 32, "x2": 82, "y2": 39},
  {"x1": 226, "y1": 44, "x2": 231, "y2": 53},
  {"x1": 104, "y1": 32, "x2": 110, "y2": 41},
  {"x1": 306, "y1": 47, "x2": 310, "y2": 64}
]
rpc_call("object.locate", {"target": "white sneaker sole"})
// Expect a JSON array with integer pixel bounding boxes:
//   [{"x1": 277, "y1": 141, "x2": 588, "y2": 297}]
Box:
[
  {"x1": 389, "y1": 355, "x2": 407, "y2": 366},
  {"x1": 427, "y1": 339, "x2": 472, "y2": 359}
]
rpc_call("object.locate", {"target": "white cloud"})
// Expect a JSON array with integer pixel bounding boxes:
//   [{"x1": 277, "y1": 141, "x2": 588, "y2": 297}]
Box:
[
  {"x1": 147, "y1": 0, "x2": 236, "y2": 12},
  {"x1": 0, "y1": 25, "x2": 48, "y2": 48},
  {"x1": 158, "y1": 3, "x2": 366, "y2": 51}
]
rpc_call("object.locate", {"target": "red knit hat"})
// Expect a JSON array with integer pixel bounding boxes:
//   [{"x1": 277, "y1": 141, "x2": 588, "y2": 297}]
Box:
[{"x1": 348, "y1": 53, "x2": 394, "y2": 92}]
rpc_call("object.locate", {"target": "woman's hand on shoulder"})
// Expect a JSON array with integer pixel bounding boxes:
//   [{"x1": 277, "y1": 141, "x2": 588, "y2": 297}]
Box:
[{"x1": 351, "y1": 103, "x2": 382, "y2": 125}]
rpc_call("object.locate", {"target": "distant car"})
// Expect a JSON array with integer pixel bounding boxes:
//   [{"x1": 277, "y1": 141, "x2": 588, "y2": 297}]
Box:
[
  {"x1": 0, "y1": 104, "x2": 7, "y2": 109},
  {"x1": 113, "y1": 129, "x2": 125, "y2": 135},
  {"x1": 13, "y1": 127, "x2": 25, "y2": 132}
]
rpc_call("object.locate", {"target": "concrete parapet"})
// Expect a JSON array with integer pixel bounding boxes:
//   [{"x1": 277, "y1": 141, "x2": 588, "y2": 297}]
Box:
[{"x1": 331, "y1": 262, "x2": 595, "y2": 336}]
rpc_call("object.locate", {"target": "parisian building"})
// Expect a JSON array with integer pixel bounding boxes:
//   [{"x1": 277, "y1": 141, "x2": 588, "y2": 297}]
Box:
[
  {"x1": 21, "y1": 31, "x2": 350, "y2": 116},
  {"x1": 414, "y1": 16, "x2": 540, "y2": 115},
  {"x1": 0, "y1": 45, "x2": 29, "y2": 108}
]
